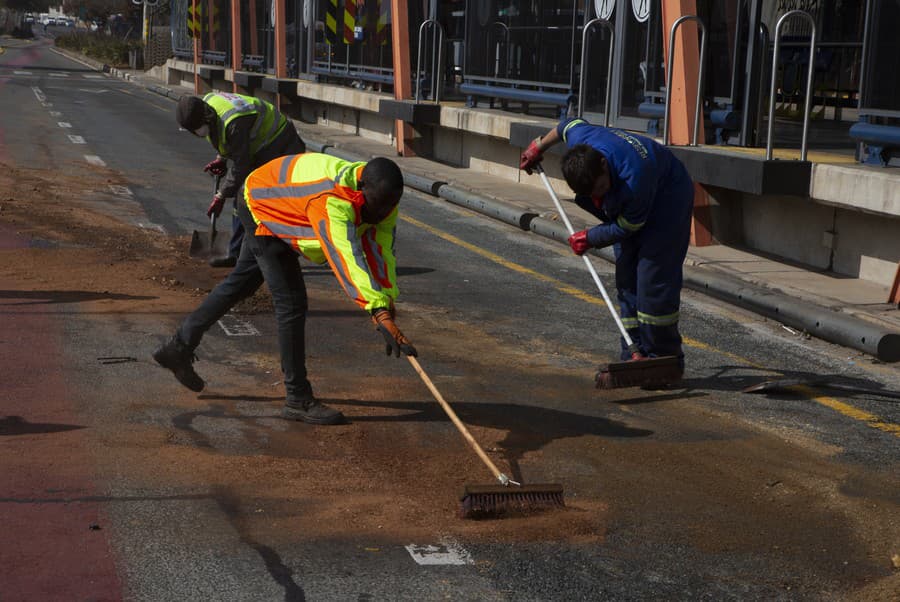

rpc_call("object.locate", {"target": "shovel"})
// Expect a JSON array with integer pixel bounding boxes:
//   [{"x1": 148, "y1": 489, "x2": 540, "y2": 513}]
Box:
[{"x1": 189, "y1": 175, "x2": 231, "y2": 259}]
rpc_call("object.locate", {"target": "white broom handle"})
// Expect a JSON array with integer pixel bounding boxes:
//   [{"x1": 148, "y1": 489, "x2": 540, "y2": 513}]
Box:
[{"x1": 536, "y1": 167, "x2": 635, "y2": 348}]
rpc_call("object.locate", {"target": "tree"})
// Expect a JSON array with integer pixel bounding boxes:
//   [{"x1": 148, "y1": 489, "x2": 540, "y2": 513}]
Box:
[
  {"x1": 1, "y1": 1, "x2": 53, "y2": 11},
  {"x1": 60, "y1": 0, "x2": 133, "y2": 22}
]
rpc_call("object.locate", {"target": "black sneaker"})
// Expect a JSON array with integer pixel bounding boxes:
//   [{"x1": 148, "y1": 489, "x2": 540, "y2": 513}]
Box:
[
  {"x1": 282, "y1": 398, "x2": 344, "y2": 425},
  {"x1": 152, "y1": 335, "x2": 205, "y2": 392},
  {"x1": 209, "y1": 255, "x2": 237, "y2": 268}
]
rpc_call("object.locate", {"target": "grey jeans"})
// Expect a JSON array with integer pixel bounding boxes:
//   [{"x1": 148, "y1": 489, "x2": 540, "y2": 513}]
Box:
[{"x1": 177, "y1": 196, "x2": 312, "y2": 401}]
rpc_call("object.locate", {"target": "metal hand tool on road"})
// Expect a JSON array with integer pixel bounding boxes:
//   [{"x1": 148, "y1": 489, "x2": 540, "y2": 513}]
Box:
[
  {"x1": 189, "y1": 175, "x2": 230, "y2": 260},
  {"x1": 534, "y1": 164, "x2": 682, "y2": 389},
  {"x1": 406, "y1": 355, "x2": 564, "y2": 519}
]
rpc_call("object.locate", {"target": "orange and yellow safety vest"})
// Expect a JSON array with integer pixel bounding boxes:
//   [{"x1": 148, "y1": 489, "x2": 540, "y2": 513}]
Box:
[{"x1": 244, "y1": 153, "x2": 398, "y2": 312}]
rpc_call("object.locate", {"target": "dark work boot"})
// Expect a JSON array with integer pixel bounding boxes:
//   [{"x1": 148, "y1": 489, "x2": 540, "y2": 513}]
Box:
[
  {"x1": 152, "y1": 335, "x2": 205, "y2": 392},
  {"x1": 209, "y1": 255, "x2": 237, "y2": 268},
  {"x1": 282, "y1": 397, "x2": 344, "y2": 425}
]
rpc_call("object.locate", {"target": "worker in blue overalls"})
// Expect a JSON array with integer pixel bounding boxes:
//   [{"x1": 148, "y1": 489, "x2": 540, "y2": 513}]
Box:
[{"x1": 520, "y1": 118, "x2": 694, "y2": 374}]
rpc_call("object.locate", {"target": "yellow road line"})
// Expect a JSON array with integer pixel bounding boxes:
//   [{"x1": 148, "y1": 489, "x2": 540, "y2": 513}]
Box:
[{"x1": 402, "y1": 213, "x2": 899, "y2": 438}]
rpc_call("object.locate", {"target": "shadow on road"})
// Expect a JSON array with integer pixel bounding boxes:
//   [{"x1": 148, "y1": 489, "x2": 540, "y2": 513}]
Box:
[
  {"x1": 0, "y1": 289, "x2": 155, "y2": 305},
  {"x1": 0, "y1": 415, "x2": 84, "y2": 436}
]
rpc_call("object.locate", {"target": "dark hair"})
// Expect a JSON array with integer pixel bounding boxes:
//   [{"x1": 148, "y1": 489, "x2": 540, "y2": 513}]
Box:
[
  {"x1": 360, "y1": 157, "x2": 404, "y2": 209},
  {"x1": 561, "y1": 144, "x2": 608, "y2": 196},
  {"x1": 175, "y1": 96, "x2": 211, "y2": 131}
]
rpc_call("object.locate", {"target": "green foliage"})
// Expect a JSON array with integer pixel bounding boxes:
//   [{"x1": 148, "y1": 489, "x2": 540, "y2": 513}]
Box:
[
  {"x1": 2, "y1": 1, "x2": 52, "y2": 12},
  {"x1": 55, "y1": 31, "x2": 141, "y2": 67}
]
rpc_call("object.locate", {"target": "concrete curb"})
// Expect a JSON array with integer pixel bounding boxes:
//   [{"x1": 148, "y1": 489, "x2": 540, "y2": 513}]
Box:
[{"x1": 106, "y1": 66, "x2": 900, "y2": 362}]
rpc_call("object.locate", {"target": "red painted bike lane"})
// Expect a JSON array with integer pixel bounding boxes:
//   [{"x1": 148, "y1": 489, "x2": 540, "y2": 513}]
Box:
[{"x1": 0, "y1": 223, "x2": 123, "y2": 599}]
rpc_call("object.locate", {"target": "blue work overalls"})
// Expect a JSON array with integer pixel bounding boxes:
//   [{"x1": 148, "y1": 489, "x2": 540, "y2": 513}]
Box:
[{"x1": 559, "y1": 118, "x2": 694, "y2": 362}]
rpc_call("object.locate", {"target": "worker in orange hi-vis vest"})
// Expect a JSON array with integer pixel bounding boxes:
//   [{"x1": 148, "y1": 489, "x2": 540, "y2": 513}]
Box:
[{"x1": 153, "y1": 153, "x2": 415, "y2": 425}]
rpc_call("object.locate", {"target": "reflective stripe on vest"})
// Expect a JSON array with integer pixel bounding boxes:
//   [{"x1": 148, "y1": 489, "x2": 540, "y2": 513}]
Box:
[{"x1": 203, "y1": 92, "x2": 287, "y2": 157}]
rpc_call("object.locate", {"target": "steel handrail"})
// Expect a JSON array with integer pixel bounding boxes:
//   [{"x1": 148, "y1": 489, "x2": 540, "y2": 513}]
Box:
[
  {"x1": 415, "y1": 19, "x2": 445, "y2": 103},
  {"x1": 663, "y1": 15, "x2": 708, "y2": 146},
  {"x1": 766, "y1": 10, "x2": 817, "y2": 161},
  {"x1": 490, "y1": 21, "x2": 510, "y2": 79},
  {"x1": 577, "y1": 18, "x2": 615, "y2": 124}
]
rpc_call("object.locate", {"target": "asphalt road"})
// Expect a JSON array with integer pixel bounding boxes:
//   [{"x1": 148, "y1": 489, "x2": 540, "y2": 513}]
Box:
[{"x1": 1, "y1": 37, "x2": 898, "y2": 601}]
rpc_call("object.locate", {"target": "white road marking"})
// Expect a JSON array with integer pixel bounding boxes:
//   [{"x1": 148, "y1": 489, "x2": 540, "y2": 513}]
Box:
[
  {"x1": 77, "y1": 88, "x2": 109, "y2": 94},
  {"x1": 31, "y1": 86, "x2": 46, "y2": 102},
  {"x1": 49, "y1": 111, "x2": 62, "y2": 117},
  {"x1": 405, "y1": 539, "x2": 473, "y2": 566},
  {"x1": 68, "y1": 135, "x2": 86, "y2": 144},
  {"x1": 49, "y1": 72, "x2": 68, "y2": 78},
  {"x1": 217, "y1": 314, "x2": 261, "y2": 337},
  {"x1": 14, "y1": 70, "x2": 32, "y2": 75},
  {"x1": 108, "y1": 184, "x2": 133, "y2": 196},
  {"x1": 58, "y1": 122, "x2": 72, "y2": 128},
  {"x1": 137, "y1": 222, "x2": 166, "y2": 233},
  {"x1": 82, "y1": 74, "x2": 104, "y2": 79},
  {"x1": 84, "y1": 155, "x2": 106, "y2": 167}
]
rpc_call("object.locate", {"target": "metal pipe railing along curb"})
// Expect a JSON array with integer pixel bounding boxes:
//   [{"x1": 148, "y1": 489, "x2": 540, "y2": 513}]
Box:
[
  {"x1": 436, "y1": 185, "x2": 537, "y2": 231},
  {"x1": 578, "y1": 18, "x2": 614, "y2": 125},
  {"x1": 664, "y1": 15, "x2": 708, "y2": 146},
  {"x1": 415, "y1": 19, "x2": 445, "y2": 104},
  {"x1": 766, "y1": 10, "x2": 817, "y2": 161},
  {"x1": 684, "y1": 268, "x2": 900, "y2": 362}
]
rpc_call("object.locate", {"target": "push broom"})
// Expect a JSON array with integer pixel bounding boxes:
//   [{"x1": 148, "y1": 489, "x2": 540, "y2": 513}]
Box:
[
  {"x1": 406, "y1": 356, "x2": 564, "y2": 519},
  {"x1": 534, "y1": 165, "x2": 683, "y2": 389}
]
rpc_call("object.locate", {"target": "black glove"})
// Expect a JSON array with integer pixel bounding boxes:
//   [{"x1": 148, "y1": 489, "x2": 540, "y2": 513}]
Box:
[{"x1": 372, "y1": 309, "x2": 417, "y2": 357}]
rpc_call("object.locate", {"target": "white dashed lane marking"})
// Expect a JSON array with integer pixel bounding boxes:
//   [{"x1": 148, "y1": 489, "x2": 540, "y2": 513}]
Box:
[
  {"x1": 217, "y1": 314, "x2": 261, "y2": 337},
  {"x1": 82, "y1": 74, "x2": 104, "y2": 79},
  {"x1": 84, "y1": 155, "x2": 106, "y2": 167},
  {"x1": 14, "y1": 70, "x2": 32, "y2": 75},
  {"x1": 68, "y1": 135, "x2": 86, "y2": 144},
  {"x1": 405, "y1": 539, "x2": 473, "y2": 566},
  {"x1": 49, "y1": 111, "x2": 62, "y2": 117},
  {"x1": 49, "y1": 72, "x2": 69, "y2": 78},
  {"x1": 58, "y1": 122, "x2": 72, "y2": 128}
]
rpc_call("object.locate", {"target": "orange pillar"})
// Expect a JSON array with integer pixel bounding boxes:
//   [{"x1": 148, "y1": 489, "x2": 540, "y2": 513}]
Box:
[
  {"x1": 192, "y1": 0, "x2": 200, "y2": 93},
  {"x1": 890, "y1": 263, "x2": 900, "y2": 305},
  {"x1": 390, "y1": 0, "x2": 415, "y2": 156},
  {"x1": 231, "y1": 0, "x2": 241, "y2": 92},
  {"x1": 249, "y1": 0, "x2": 258, "y2": 55},
  {"x1": 207, "y1": 0, "x2": 215, "y2": 51},
  {"x1": 661, "y1": 0, "x2": 714, "y2": 247},
  {"x1": 273, "y1": 0, "x2": 287, "y2": 109}
]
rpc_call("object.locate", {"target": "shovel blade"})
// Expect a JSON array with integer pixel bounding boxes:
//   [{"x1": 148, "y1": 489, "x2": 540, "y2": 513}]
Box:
[{"x1": 189, "y1": 215, "x2": 230, "y2": 260}]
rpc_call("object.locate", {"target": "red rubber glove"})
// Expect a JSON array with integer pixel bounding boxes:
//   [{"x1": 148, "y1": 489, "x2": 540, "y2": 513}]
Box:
[
  {"x1": 207, "y1": 195, "x2": 226, "y2": 218},
  {"x1": 203, "y1": 157, "x2": 227, "y2": 176},
  {"x1": 568, "y1": 229, "x2": 590, "y2": 256},
  {"x1": 519, "y1": 137, "x2": 543, "y2": 174}
]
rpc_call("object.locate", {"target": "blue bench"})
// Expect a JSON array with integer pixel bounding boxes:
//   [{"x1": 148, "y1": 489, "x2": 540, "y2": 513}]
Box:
[
  {"x1": 638, "y1": 101, "x2": 665, "y2": 136},
  {"x1": 850, "y1": 121, "x2": 900, "y2": 167},
  {"x1": 242, "y1": 54, "x2": 265, "y2": 73},
  {"x1": 459, "y1": 83, "x2": 575, "y2": 119},
  {"x1": 173, "y1": 47, "x2": 193, "y2": 61},
  {"x1": 710, "y1": 108, "x2": 741, "y2": 145},
  {"x1": 201, "y1": 50, "x2": 227, "y2": 66}
]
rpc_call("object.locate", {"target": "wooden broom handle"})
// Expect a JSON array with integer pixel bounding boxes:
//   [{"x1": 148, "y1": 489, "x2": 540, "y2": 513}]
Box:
[{"x1": 406, "y1": 356, "x2": 506, "y2": 482}]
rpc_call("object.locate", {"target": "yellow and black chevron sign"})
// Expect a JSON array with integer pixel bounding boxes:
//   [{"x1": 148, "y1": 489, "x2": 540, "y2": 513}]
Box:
[{"x1": 187, "y1": 1, "x2": 220, "y2": 37}]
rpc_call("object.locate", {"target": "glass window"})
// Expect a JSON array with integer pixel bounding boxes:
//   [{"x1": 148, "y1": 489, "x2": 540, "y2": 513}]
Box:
[{"x1": 862, "y1": 0, "x2": 900, "y2": 111}]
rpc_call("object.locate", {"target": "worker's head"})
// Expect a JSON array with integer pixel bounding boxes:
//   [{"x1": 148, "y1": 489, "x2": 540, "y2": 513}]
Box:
[
  {"x1": 176, "y1": 95, "x2": 214, "y2": 137},
  {"x1": 561, "y1": 144, "x2": 611, "y2": 199},
  {"x1": 359, "y1": 157, "x2": 404, "y2": 223}
]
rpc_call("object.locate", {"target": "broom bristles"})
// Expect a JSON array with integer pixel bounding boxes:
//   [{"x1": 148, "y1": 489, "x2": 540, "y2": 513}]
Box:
[
  {"x1": 595, "y1": 355, "x2": 683, "y2": 389},
  {"x1": 459, "y1": 484, "x2": 565, "y2": 519}
]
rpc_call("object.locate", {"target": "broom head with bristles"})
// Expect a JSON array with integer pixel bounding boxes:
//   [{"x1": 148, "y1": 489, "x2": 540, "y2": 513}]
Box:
[
  {"x1": 460, "y1": 483, "x2": 565, "y2": 519},
  {"x1": 595, "y1": 355, "x2": 683, "y2": 389}
]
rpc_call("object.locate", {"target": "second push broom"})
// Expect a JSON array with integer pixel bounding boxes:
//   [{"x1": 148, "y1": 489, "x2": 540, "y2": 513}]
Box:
[
  {"x1": 534, "y1": 165, "x2": 682, "y2": 389},
  {"x1": 406, "y1": 356, "x2": 564, "y2": 519}
]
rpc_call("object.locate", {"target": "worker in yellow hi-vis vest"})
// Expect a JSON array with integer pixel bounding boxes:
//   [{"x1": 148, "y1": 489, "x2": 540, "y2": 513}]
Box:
[
  {"x1": 153, "y1": 153, "x2": 415, "y2": 426},
  {"x1": 176, "y1": 93, "x2": 306, "y2": 267}
]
